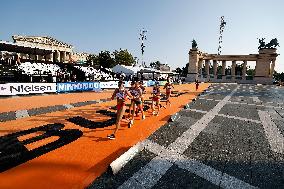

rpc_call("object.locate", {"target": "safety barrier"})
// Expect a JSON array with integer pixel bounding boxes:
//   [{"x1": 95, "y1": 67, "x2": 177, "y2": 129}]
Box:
[{"x1": 0, "y1": 80, "x2": 166, "y2": 96}]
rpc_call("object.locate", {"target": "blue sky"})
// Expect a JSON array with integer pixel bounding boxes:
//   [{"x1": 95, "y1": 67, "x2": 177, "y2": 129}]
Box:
[{"x1": 1, "y1": 0, "x2": 283, "y2": 72}]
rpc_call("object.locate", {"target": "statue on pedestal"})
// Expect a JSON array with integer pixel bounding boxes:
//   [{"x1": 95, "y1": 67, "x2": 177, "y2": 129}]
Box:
[
  {"x1": 265, "y1": 38, "x2": 280, "y2": 48},
  {"x1": 258, "y1": 38, "x2": 266, "y2": 49},
  {"x1": 192, "y1": 39, "x2": 198, "y2": 49},
  {"x1": 258, "y1": 38, "x2": 280, "y2": 49}
]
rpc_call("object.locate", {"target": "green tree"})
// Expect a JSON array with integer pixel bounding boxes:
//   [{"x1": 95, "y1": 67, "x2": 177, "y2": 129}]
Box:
[
  {"x1": 274, "y1": 71, "x2": 284, "y2": 82},
  {"x1": 86, "y1": 54, "x2": 100, "y2": 66},
  {"x1": 113, "y1": 49, "x2": 135, "y2": 66},
  {"x1": 246, "y1": 67, "x2": 255, "y2": 76},
  {"x1": 181, "y1": 63, "x2": 189, "y2": 76},
  {"x1": 149, "y1": 61, "x2": 162, "y2": 70},
  {"x1": 97, "y1": 50, "x2": 116, "y2": 68},
  {"x1": 174, "y1": 67, "x2": 182, "y2": 74}
]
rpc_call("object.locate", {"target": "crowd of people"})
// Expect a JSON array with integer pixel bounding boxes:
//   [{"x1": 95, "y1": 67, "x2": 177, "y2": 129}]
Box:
[
  {"x1": 75, "y1": 65, "x2": 116, "y2": 81},
  {"x1": 107, "y1": 77, "x2": 174, "y2": 140},
  {"x1": 15, "y1": 62, "x2": 118, "y2": 82}
]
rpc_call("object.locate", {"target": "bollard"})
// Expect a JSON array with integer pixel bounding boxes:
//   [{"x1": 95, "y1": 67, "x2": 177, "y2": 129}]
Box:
[
  {"x1": 169, "y1": 112, "x2": 181, "y2": 122},
  {"x1": 184, "y1": 104, "x2": 190, "y2": 109}
]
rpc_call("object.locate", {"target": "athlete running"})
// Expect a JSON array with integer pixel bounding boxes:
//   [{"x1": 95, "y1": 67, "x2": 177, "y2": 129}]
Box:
[
  {"x1": 195, "y1": 79, "x2": 200, "y2": 91},
  {"x1": 152, "y1": 82, "x2": 161, "y2": 116},
  {"x1": 108, "y1": 81, "x2": 132, "y2": 140},
  {"x1": 128, "y1": 81, "x2": 145, "y2": 128},
  {"x1": 127, "y1": 81, "x2": 136, "y2": 118},
  {"x1": 163, "y1": 77, "x2": 174, "y2": 106}
]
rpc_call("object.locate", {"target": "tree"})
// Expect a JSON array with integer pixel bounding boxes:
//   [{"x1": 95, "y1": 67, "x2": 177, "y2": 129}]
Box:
[
  {"x1": 274, "y1": 71, "x2": 284, "y2": 82},
  {"x1": 174, "y1": 67, "x2": 182, "y2": 74},
  {"x1": 181, "y1": 63, "x2": 189, "y2": 76},
  {"x1": 246, "y1": 67, "x2": 255, "y2": 76},
  {"x1": 113, "y1": 49, "x2": 135, "y2": 66},
  {"x1": 97, "y1": 51, "x2": 116, "y2": 68},
  {"x1": 86, "y1": 54, "x2": 100, "y2": 66},
  {"x1": 149, "y1": 61, "x2": 161, "y2": 70}
]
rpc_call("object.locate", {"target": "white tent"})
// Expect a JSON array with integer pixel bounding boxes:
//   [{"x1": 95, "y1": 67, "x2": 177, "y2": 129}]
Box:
[{"x1": 112, "y1": 65, "x2": 143, "y2": 75}]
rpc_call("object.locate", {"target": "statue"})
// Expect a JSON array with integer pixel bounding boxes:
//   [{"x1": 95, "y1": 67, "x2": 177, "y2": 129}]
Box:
[
  {"x1": 265, "y1": 38, "x2": 280, "y2": 48},
  {"x1": 258, "y1": 38, "x2": 266, "y2": 49},
  {"x1": 192, "y1": 39, "x2": 198, "y2": 49},
  {"x1": 258, "y1": 38, "x2": 280, "y2": 49}
]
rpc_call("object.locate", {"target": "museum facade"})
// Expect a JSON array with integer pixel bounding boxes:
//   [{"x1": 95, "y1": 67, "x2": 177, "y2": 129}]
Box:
[{"x1": 0, "y1": 35, "x2": 88, "y2": 64}]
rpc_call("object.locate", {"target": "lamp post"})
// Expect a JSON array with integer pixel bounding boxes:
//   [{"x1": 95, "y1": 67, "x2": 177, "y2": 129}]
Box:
[{"x1": 139, "y1": 28, "x2": 147, "y2": 67}]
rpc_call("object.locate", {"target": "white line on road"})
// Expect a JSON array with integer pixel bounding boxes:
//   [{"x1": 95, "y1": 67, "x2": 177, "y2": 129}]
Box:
[
  {"x1": 119, "y1": 86, "x2": 260, "y2": 189},
  {"x1": 258, "y1": 110, "x2": 284, "y2": 154},
  {"x1": 15, "y1": 110, "x2": 29, "y2": 119}
]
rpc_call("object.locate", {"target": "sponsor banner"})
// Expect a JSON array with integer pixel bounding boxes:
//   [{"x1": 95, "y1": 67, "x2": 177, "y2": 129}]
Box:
[
  {"x1": 124, "y1": 81, "x2": 147, "y2": 88},
  {"x1": 57, "y1": 82, "x2": 101, "y2": 92},
  {"x1": 100, "y1": 81, "x2": 147, "y2": 89},
  {"x1": 0, "y1": 83, "x2": 56, "y2": 96},
  {"x1": 147, "y1": 80, "x2": 167, "y2": 86},
  {"x1": 159, "y1": 81, "x2": 167, "y2": 86},
  {"x1": 100, "y1": 81, "x2": 118, "y2": 89}
]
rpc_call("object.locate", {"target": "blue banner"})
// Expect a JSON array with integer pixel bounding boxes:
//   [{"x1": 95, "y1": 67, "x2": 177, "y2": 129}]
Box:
[
  {"x1": 147, "y1": 80, "x2": 166, "y2": 87},
  {"x1": 57, "y1": 82, "x2": 101, "y2": 92}
]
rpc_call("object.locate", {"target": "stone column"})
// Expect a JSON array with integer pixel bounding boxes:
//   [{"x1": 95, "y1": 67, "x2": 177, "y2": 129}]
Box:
[
  {"x1": 61, "y1": 51, "x2": 66, "y2": 63},
  {"x1": 198, "y1": 59, "x2": 203, "y2": 77},
  {"x1": 205, "y1": 60, "x2": 210, "y2": 79},
  {"x1": 38, "y1": 55, "x2": 44, "y2": 62},
  {"x1": 222, "y1": 60, "x2": 226, "y2": 80},
  {"x1": 213, "y1": 60, "x2": 218, "y2": 79},
  {"x1": 270, "y1": 59, "x2": 275, "y2": 78},
  {"x1": 46, "y1": 52, "x2": 53, "y2": 62},
  {"x1": 231, "y1": 61, "x2": 236, "y2": 79},
  {"x1": 242, "y1": 61, "x2": 247, "y2": 80},
  {"x1": 254, "y1": 48, "x2": 278, "y2": 84},
  {"x1": 66, "y1": 52, "x2": 70, "y2": 62},
  {"x1": 54, "y1": 51, "x2": 60, "y2": 62},
  {"x1": 186, "y1": 48, "x2": 199, "y2": 81}
]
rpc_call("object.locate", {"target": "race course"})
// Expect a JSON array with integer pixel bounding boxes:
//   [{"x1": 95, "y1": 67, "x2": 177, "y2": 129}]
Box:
[{"x1": 0, "y1": 83, "x2": 209, "y2": 189}]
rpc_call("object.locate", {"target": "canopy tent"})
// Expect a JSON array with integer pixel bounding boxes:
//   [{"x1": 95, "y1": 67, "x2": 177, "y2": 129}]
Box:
[{"x1": 112, "y1": 65, "x2": 143, "y2": 75}]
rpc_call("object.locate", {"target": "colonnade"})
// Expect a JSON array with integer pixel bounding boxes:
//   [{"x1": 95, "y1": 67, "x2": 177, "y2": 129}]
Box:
[
  {"x1": 187, "y1": 47, "x2": 278, "y2": 84},
  {"x1": 196, "y1": 59, "x2": 249, "y2": 79},
  {"x1": 18, "y1": 50, "x2": 71, "y2": 63}
]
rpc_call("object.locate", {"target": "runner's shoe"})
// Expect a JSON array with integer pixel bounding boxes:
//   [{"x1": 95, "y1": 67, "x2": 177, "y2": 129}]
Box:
[
  {"x1": 107, "y1": 134, "x2": 115, "y2": 140},
  {"x1": 142, "y1": 115, "x2": 146, "y2": 120},
  {"x1": 128, "y1": 120, "x2": 134, "y2": 128}
]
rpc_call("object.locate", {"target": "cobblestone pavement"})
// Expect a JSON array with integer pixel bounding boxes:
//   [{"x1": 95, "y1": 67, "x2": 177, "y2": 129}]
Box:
[{"x1": 88, "y1": 84, "x2": 284, "y2": 189}]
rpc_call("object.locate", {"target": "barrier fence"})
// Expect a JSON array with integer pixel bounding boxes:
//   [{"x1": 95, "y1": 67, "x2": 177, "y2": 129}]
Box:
[{"x1": 0, "y1": 80, "x2": 165, "y2": 96}]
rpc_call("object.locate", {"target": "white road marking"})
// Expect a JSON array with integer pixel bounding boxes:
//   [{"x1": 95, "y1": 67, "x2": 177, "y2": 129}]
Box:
[
  {"x1": 120, "y1": 139, "x2": 257, "y2": 189},
  {"x1": 119, "y1": 86, "x2": 259, "y2": 189},
  {"x1": 63, "y1": 104, "x2": 74, "y2": 109},
  {"x1": 15, "y1": 110, "x2": 29, "y2": 119},
  {"x1": 258, "y1": 110, "x2": 284, "y2": 154},
  {"x1": 252, "y1": 97, "x2": 261, "y2": 103}
]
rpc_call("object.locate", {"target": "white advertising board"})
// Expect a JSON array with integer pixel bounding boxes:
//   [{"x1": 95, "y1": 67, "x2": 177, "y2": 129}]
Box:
[
  {"x1": 100, "y1": 81, "x2": 147, "y2": 89},
  {"x1": 0, "y1": 83, "x2": 57, "y2": 96}
]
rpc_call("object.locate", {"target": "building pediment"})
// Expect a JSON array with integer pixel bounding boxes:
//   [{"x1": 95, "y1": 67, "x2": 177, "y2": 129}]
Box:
[{"x1": 12, "y1": 35, "x2": 73, "y2": 48}]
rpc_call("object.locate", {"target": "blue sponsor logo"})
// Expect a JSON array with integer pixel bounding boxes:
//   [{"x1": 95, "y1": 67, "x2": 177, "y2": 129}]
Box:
[
  {"x1": 57, "y1": 82, "x2": 101, "y2": 92},
  {"x1": 147, "y1": 80, "x2": 155, "y2": 87}
]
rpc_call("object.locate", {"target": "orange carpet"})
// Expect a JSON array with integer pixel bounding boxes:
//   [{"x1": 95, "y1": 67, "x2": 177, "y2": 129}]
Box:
[{"x1": 0, "y1": 83, "x2": 209, "y2": 189}]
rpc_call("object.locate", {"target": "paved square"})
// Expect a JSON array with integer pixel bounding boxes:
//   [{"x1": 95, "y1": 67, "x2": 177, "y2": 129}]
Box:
[{"x1": 89, "y1": 84, "x2": 284, "y2": 189}]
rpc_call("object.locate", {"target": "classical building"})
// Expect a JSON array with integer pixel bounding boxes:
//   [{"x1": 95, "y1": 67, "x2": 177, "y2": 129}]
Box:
[
  {"x1": 186, "y1": 47, "x2": 279, "y2": 84},
  {"x1": 0, "y1": 35, "x2": 88, "y2": 64},
  {"x1": 159, "y1": 64, "x2": 171, "y2": 72}
]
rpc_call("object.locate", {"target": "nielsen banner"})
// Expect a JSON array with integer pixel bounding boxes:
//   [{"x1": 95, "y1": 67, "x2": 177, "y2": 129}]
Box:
[
  {"x1": 56, "y1": 82, "x2": 101, "y2": 92},
  {"x1": 0, "y1": 83, "x2": 56, "y2": 96}
]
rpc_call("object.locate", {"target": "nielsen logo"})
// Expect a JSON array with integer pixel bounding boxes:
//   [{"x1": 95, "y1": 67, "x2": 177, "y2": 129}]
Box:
[{"x1": 10, "y1": 85, "x2": 52, "y2": 93}]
